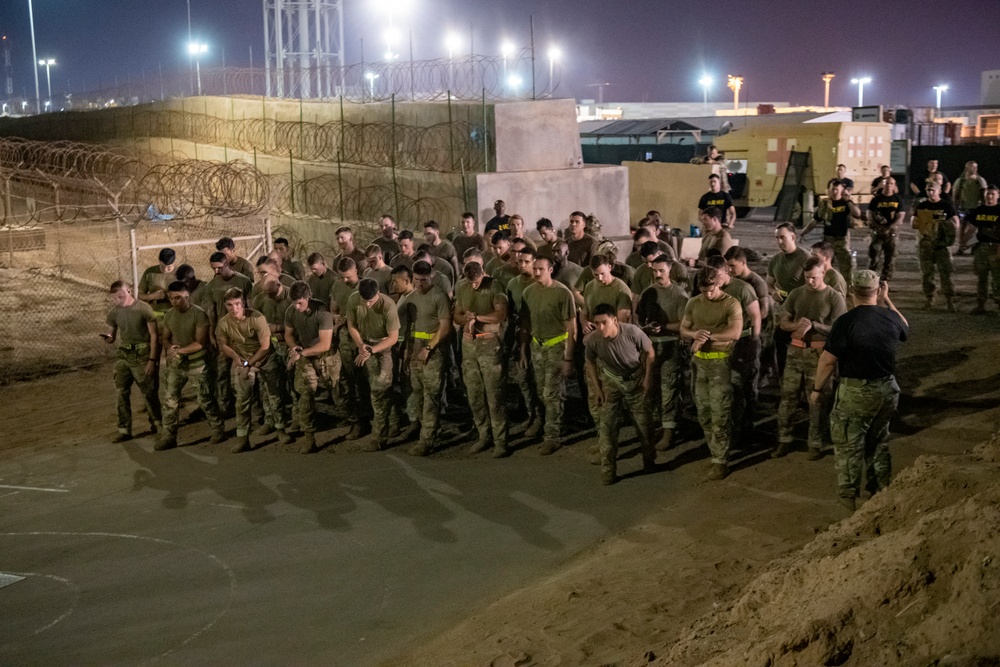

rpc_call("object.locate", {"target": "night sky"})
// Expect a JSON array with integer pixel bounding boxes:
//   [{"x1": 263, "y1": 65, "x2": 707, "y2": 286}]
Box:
[{"x1": 1, "y1": 0, "x2": 997, "y2": 108}]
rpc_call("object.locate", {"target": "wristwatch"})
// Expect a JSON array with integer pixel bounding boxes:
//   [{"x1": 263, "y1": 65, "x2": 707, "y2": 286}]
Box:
[{"x1": 242, "y1": 360, "x2": 249, "y2": 367}]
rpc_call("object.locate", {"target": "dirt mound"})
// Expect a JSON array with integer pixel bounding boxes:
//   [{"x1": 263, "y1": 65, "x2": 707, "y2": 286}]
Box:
[{"x1": 659, "y1": 436, "x2": 1000, "y2": 667}]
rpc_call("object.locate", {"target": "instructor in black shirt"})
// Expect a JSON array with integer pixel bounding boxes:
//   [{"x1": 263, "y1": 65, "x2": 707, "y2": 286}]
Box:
[{"x1": 811, "y1": 269, "x2": 908, "y2": 512}]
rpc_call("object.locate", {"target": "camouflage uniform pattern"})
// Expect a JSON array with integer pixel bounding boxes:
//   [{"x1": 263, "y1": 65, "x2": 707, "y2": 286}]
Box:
[
  {"x1": 364, "y1": 350, "x2": 395, "y2": 442},
  {"x1": 462, "y1": 337, "x2": 507, "y2": 447},
  {"x1": 972, "y1": 242, "x2": 1000, "y2": 304},
  {"x1": 531, "y1": 342, "x2": 568, "y2": 442},
  {"x1": 407, "y1": 344, "x2": 445, "y2": 444},
  {"x1": 652, "y1": 340, "x2": 681, "y2": 429},
  {"x1": 692, "y1": 355, "x2": 733, "y2": 464},
  {"x1": 831, "y1": 377, "x2": 899, "y2": 500},
  {"x1": 114, "y1": 344, "x2": 161, "y2": 435},
  {"x1": 162, "y1": 353, "x2": 224, "y2": 438},
  {"x1": 777, "y1": 346, "x2": 825, "y2": 449},
  {"x1": 598, "y1": 370, "x2": 654, "y2": 477},
  {"x1": 918, "y1": 242, "x2": 955, "y2": 299},
  {"x1": 232, "y1": 355, "x2": 289, "y2": 437},
  {"x1": 294, "y1": 353, "x2": 338, "y2": 433}
]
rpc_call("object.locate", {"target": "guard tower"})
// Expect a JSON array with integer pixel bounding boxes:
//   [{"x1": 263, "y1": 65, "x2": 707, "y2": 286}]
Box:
[{"x1": 263, "y1": 0, "x2": 345, "y2": 99}]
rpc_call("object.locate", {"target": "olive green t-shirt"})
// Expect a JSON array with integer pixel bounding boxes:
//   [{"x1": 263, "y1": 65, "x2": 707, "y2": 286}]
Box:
[
  {"x1": 249, "y1": 273, "x2": 295, "y2": 301},
  {"x1": 487, "y1": 260, "x2": 519, "y2": 290},
  {"x1": 456, "y1": 276, "x2": 508, "y2": 335},
  {"x1": 554, "y1": 262, "x2": 584, "y2": 292},
  {"x1": 783, "y1": 285, "x2": 847, "y2": 344},
  {"x1": 373, "y1": 237, "x2": 401, "y2": 264},
  {"x1": 722, "y1": 278, "x2": 758, "y2": 334},
  {"x1": 454, "y1": 234, "x2": 487, "y2": 266},
  {"x1": 825, "y1": 268, "x2": 848, "y2": 296},
  {"x1": 363, "y1": 265, "x2": 393, "y2": 295},
  {"x1": 251, "y1": 289, "x2": 294, "y2": 327},
  {"x1": 632, "y1": 261, "x2": 690, "y2": 295},
  {"x1": 584, "y1": 322, "x2": 653, "y2": 377},
  {"x1": 429, "y1": 240, "x2": 458, "y2": 267},
  {"x1": 284, "y1": 299, "x2": 333, "y2": 348},
  {"x1": 106, "y1": 300, "x2": 156, "y2": 345},
  {"x1": 636, "y1": 283, "x2": 689, "y2": 335},
  {"x1": 522, "y1": 281, "x2": 576, "y2": 340},
  {"x1": 768, "y1": 248, "x2": 810, "y2": 296},
  {"x1": 216, "y1": 310, "x2": 269, "y2": 358},
  {"x1": 397, "y1": 286, "x2": 451, "y2": 336},
  {"x1": 507, "y1": 275, "x2": 534, "y2": 313},
  {"x1": 330, "y1": 279, "x2": 360, "y2": 316},
  {"x1": 699, "y1": 229, "x2": 734, "y2": 260},
  {"x1": 683, "y1": 293, "x2": 742, "y2": 353},
  {"x1": 138, "y1": 265, "x2": 174, "y2": 312},
  {"x1": 231, "y1": 256, "x2": 256, "y2": 281},
  {"x1": 567, "y1": 234, "x2": 599, "y2": 266},
  {"x1": 284, "y1": 259, "x2": 306, "y2": 282},
  {"x1": 163, "y1": 305, "x2": 210, "y2": 348},
  {"x1": 346, "y1": 292, "x2": 401, "y2": 342},
  {"x1": 583, "y1": 277, "x2": 633, "y2": 318},
  {"x1": 204, "y1": 273, "x2": 254, "y2": 321},
  {"x1": 307, "y1": 270, "x2": 338, "y2": 307}
]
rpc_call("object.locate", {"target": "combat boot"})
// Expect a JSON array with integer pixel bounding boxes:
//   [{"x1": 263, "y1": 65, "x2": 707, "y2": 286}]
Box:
[
  {"x1": 399, "y1": 421, "x2": 421, "y2": 442},
  {"x1": 706, "y1": 463, "x2": 729, "y2": 480},
  {"x1": 276, "y1": 428, "x2": 294, "y2": 445},
  {"x1": 154, "y1": 435, "x2": 177, "y2": 451},
  {"x1": 256, "y1": 423, "x2": 275, "y2": 436},
  {"x1": 946, "y1": 296, "x2": 956, "y2": 312},
  {"x1": 586, "y1": 445, "x2": 601, "y2": 465},
  {"x1": 231, "y1": 435, "x2": 252, "y2": 454},
  {"x1": 112, "y1": 433, "x2": 132, "y2": 444},
  {"x1": 469, "y1": 438, "x2": 491, "y2": 454},
  {"x1": 839, "y1": 496, "x2": 857, "y2": 512},
  {"x1": 805, "y1": 447, "x2": 824, "y2": 461},
  {"x1": 655, "y1": 428, "x2": 674, "y2": 452},
  {"x1": 210, "y1": 428, "x2": 227, "y2": 444},
  {"x1": 971, "y1": 300, "x2": 987, "y2": 315},
  {"x1": 407, "y1": 441, "x2": 431, "y2": 456},
  {"x1": 923, "y1": 296, "x2": 934, "y2": 310},
  {"x1": 601, "y1": 469, "x2": 617, "y2": 486},
  {"x1": 540, "y1": 439, "x2": 561, "y2": 456},
  {"x1": 642, "y1": 455, "x2": 657, "y2": 474},
  {"x1": 363, "y1": 436, "x2": 386, "y2": 452},
  {"x1": 524, "y1": 420, "x2": 543, "y2": 439},
  {"x1": 771, "y1": 441, "x2": 794, "y2": 458},
  {"x1": 491, "y1": 443, "x2": 510, "y2": 459},
  {"x1": 299, "y1": 432, "x2": 318, "y2": 454}
]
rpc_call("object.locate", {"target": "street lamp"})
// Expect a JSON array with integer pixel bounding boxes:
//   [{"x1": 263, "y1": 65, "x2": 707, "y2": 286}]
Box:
[
  {"x1": 27, "y1": 0, "x2": 41, "y2": 113},
  {"x1": 38, "y1": 58, "x2": 55, "y2": 106},
  {"x1": 506, "y1": 74, "x2": 522, "y2": 95},
  {"x1": 727, "y1": 74, "x2": 743, "y2": 111},
  {"x1": 187, "y1": 42, "x2": 208, "y2": 95},
  {"x1": 445, "y1": 32, "x2": 461, "y2": 93},
  {"x1": 501, "y1": 41, "x2": 514, "y2": 78},
  {"x1": 822, "y1": 72, "x2": 835, "y2": 109},
  {"x1": 547, "y1": 46, "x2": 561, "y2": 90},
  {"x1": 850, "y1": 76, "x2": 871, "y2": 106},
  {"x1": 698, "y1": 75, "x2": 712, "y2": 112},
  {"x1": 383, "y1": 27, "x2": 400, "y2": 60},
  {"x1": 365, "y1": 71, "x2": 379, "y2": 99},
  {"x1": 933, "y1": 84, "x2": 948, "y2": 110}
]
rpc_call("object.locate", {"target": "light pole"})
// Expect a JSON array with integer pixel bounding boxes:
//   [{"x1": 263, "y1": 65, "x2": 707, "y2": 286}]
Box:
[
  {"x1": 383, "y1": 27, "x2": 400, "y2": 60},
  {"x1": 27, "y1": 0, "x2": 40, "y2": 113},
  {"x1": 365, "y1": 71, "x2": 379, "y2": 99},
  {"x1": 698, "y1": 75, "x2": 712, "y2": 112},
  {"x1": 850, "y1": 76, "x2": 871, "y2": 106},
  {"x1": 506, "y1": 74, "x2": 522, "y2": 97},
  {"x1": 187, "y1": 42, "x2": 208, "y2": 95},
  {"x1": 933, "y1": 84, "x2": 948, "y2": 110},
  {"x1": 822, "y1": 72, "x2": 835, "y2": 109},
  {"x1": 38, "y1": 58, "x2": 55, "y2": 105},
  {"x1": 547, "y1": 46, "x2": 560, "y2": 92},
  {"x1": 445, "y1": 32, "x2": 460, "y2": 93},
  {"x1": 501, "y1": 41, "x2": 514, "y2": 79},
  {"x1": 727, "y1": 74, "x2": 743, "y2": 111}
]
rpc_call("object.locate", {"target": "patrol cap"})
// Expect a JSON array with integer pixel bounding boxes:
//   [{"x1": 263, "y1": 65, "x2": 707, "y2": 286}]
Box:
[
  {"x1": 851, "y1": 269, "x2": 880, "y2": 290},
  {"x1": 358, "y1": 278, "x2": 380, "y2": 300},
  {"x1": 597, "y1": 239, "x2": 619, "y2": 256}
]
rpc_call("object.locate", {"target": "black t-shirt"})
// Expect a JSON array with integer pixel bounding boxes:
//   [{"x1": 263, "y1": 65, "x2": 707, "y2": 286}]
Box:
[
  {"x1": 869, "y1": 194, "x2": 903, "y2": 226},
  {"x1": 840, "y1": 177, "x2": 855, "y2": 191},
  {"x1": 967, "y1": 204, "x2": 1000, "y2": 244},
  {"x1": 698, "y1": 191, "x2": 734, "y2": 214},
  {"x1": 824, "y1": 198, "x2": 853, "y2": 238},
  {"x1": 916, "y1": 170, "x2": 950, "y2": 196},
  {"x1": 825, "y1": 305, "x2": 908, "y2": 379},
  {"x1": 484, "y1": 215, "x2": 510, "y2": 236}
]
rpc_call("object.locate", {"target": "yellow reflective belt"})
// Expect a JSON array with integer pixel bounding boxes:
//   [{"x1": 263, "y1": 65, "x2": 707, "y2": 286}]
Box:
[
  {"x1": 534, "y1": 332, "x2": 568, "y2": 347},
  {"x1": 412, "y1": 331, "x2": 434, "y2": 340},
  {"x1": 694, "y1": 350, "x2": 729, "y2": 360}
]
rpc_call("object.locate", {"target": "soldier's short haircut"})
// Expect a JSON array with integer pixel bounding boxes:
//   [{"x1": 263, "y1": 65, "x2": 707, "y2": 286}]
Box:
[
  {"x1": 307, "y1": 252, "x2": 325, "y2": 266},
  {"x1": 697, "y1": 266, "x2": 721, "y2": 287},
  {"x1": 398, "y1": 230, "x2": 414, "y2": 241},
  {"x1": 158, "y1": 248, "x2": 176, "y2": 264},
  {"x1": 640, "y1": 240, "x2": 661, "y2": 258},
  {"x1": 708, "y1": 173, "x2": 721, "y2": 181},
  {"x1": 414, "y1": 249, "x2": 433, "y2": 262},
  {"x1": 803, "y1": 256, "x2": 825, "y2": 273},
  {"x1": 423, "y1": 220, "x2": 440, "y2": 231},
  {"x1": 110, "y1": 280, "x2": 129, "y2": 293},
  {"x1": 390, "y1": 265, "x2": 412, "y2": 280},
  {"x1": 518, "y1": 247, "x2": 537, "y2": 260},
  {"x1": 256, "y1": 255, "x2": 272, "y2": 267},
  {"x1": 210, "y1": 251, "x2": 227, "y2": 264},
  {"x1": 358, "y1": 278, "x2": 379, "y2": 300},
  {"x1": 274, "y1": 237, "x2": 290, "y2": 247},
  {"x1": 705, "y1": 255, "x2": 727, "y2": 271},
  {"x1": 633, "y1": 226, "x2": 652, "y2": 241},
  {"x1": 463, "y1": 248, "x2": 484, "y2": 261},
  {"x1": 167, "y1": 280, "x2": 189, "y2": 293},
  {"x1": 569, "y1": 210, "x2": 586, "y2": 220},
  {"x1": 491, "y1": 231, "x2": 510, "y2": 246},
  {"x1": 335, "y1": 226, "x2": 353, "y2": 236},
  {"x1": 463, "y1": 262, "x2": 484, "y2": 280},
  {"x1": 534, "y1": 255, "x2": 555, "y2": 269},
  {"x1": 703, "y1": 206, "x2": 722, "y2": 221},
  {"x1": 704, "y1": 248, "x2": 723, "y2": 259},
  {"x1": 336, "y1": 257, "x2": 357, "y2": 273},
  {"x1": 987, "y1": 184, "x2": 1000, "y2": 192},
  {"x1": 461, "y1": 211, "x2": 476, "y2": 220},
  {"x1": 224, "y1": 287, "x2": 244, "y2": 301},
  {"x1": 828, "y1": 178, "x2": 843, "y2": 188},
  {"x1": 510, "y1": 237, "x2": 526, "y2": 247},
  {"x1": 380, "y1": 213, "x2": 396, "y2": 224},
  {"x1": 365, "y1": 244, "x2": 383, "y2": 257},
  {"x1": 592, "y1": 303, "x2": 617, "y2": 319},
  {"x1": 412, "y1": 260, "x2": 433, "y2": 276},
  {"x1": 775, "y1": 222, "x2": 797, "y2": 235},
  {"x1": 216, "y1": 237, "x2": 236, "y2": 251},
  {"x1": 724, "y1": 246, "x2": 749, "y2": 262},
  {"x1": 289, "y1": 281, "x2": 312, "y2": 301},
  {"x1": 176, "y1": 264, "x2": 196, "y2": 282},
  {"x1": 646, "y1": 210, "x2": 661, "y2": 217},
  {"x1": 536, "y1": 217, "x2": 554, "y2": 231},
  {"x1": 590, "y1": 254, "x2": 613, "y2": 270},
  {"x1": 651, "y1": 254, "x2": 671, "y2": 266},
  {"x1": 810, "y1": 241, "x2": 834, "y2": 260}
]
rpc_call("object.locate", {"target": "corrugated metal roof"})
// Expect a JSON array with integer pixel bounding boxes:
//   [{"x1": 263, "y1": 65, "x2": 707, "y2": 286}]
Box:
[
  {"x1": 579, "y1": 118, "x2": 703, "y2": 136},
  {"x1": 578, "y1": 112, "x2": 835, "y2": 136}
]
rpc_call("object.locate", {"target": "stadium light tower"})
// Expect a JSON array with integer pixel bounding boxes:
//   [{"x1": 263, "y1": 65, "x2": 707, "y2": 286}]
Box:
[
  {"x1": 38, "y1": 58, "x2": 55, "y2": 104},
  {"x1": 264, "y1": 0, "x2": 346, "y2": 98},
  {"x1": 822, "y1": 72, "x2": 835, "y2": 109},
  {"x1": 851, "y1": 76, "x2": 871, "y2": 106},
  {"x1": 187, "y1": 42, "x2": 208, "y2": 95},
  {"x1": 698, "y1": 75, "x2": 712, "y2": 111},
  {"x1": 933, "y1": 84, "x2": 948, "y2": 109},
  {"x1": 548, "y1": 46, "x2": 560, "y2": 90},
  {"x1": 727, "y1": 74, "x2": 743, "y2": 111}
]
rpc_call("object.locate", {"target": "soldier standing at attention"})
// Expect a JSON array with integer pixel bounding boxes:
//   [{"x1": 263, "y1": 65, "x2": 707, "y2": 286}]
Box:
[
  {"x1": 867, "y1": 177, "x2": 905, "y2": 283},
  {"x1": 158, "y1": 281, "x2": 226, "y2": 450},
  {"x1": 767, "y1": 223, "x2": 810, "y2": 378},
  {"x1": 698, "y1": 173, "x2": 736, "y2": 229},
  {"x1": 346, "y1": 278, "x2": 401, "y2": 451},
  {"x1": 390, "y1": 230, "x2": 417, "y2": 270},
  {"x1": 424, "y1": 220, "x2": 460, "y2": 278},
  {"x1": 273, "y1": 237, "x2": 306, "y2": 281},
  {"x1": 137, "y1": 248, "x2": 177, "y2": 328},
  {"x1": 454, "y1": 261, "x2": 510, "y2": 457},
  {"x1": 285, "y1": 281, "x2": 335, "y2": 454},
  {"x1": 330, "y1": 258, "x2": 363, "y2": 437},
  {"x1": 636, "y1": 254, "x2": 689, "y2": 452},
  {"x1": 697, "y1": 207, "x2": 735, "y2": 265},
  {"x1": 953, "y1": 161, "x2": 987, "y2": 255},
  {"x1": 484, "y1": 199, "x2": 511, "y2": 237},
  {"x1": 800, "y1": 179, "x2": 861, "y2": 284},
  {"x1": 363, "y1": 244, "x2": 393, "y2": 295},
  {"x1": 373, "y1": 214, "x2": 402, "y2": 264},
  {"x1": 565, "y1": 211, "x2": 600, "y2": 267},
  {"x1": 965, "y1": 184, "x2": 1000, "y2": 314},
  {"x1": 205, "y1": 252, "x2": 254, "y2": 416},
  {"x1": 251, "y1": 275, "x2": 296, "y2": 435},
  {"x1": 103, "y1": 281, "x2": 161, "y2": 442},
  {"x1": 913, "y1": 181, "x2": 959, "y2": 311},
  {"x1": 508, "y1": 215, "x2": 536, "y2": 251},
  {"x1": 306, "y1": 252, "x2": 338, "y2": 306},
  {"x1": 334, "y1": 226, "x2": 368, "y2": 267},
  {"x1": 812, "y1": 270, "x2": 908, "y2": 511},
  {"x1": 584, "y1": 303, "x2": 656, "y2": 485},
  {"x1": 216, "y1": 237, "x2": 255, "y2": 280},
  {"x1": 216, "y1": 287, "x2": 293, "y2": 453},
  {"x1": 453, "y1": 212, "x2": 488, "y2": 270},
  {"x1": 506, "y1": 247, "x2": 540, "y2": 433},
  {"x1": 680, "y1": 267, "x2": 743, "y2": 480},
  {"x1": 521, "y1": 255, "x2": 577, "y2": 455},
  {"x1": 397, "y1": 261, "x2": 452, "y2": 456},
  {"x1": 773, "y1": 257, "x2": 846, "y2": 460},
  {"x1": 809, "y1": 241, "x2": 848, "y2": 296}
]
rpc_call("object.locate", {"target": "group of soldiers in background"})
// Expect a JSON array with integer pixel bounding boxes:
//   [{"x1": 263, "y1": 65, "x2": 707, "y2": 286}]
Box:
[{"x1": 101, "y1": 158, "x2": 996, "y2": 506}]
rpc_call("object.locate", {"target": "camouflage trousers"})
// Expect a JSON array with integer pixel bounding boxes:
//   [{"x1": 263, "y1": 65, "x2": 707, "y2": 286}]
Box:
[
  {"x1": 972, "y1": 241, "x2": 1000, "y2": 303},
  {"x1": 777, "y1": 346, "x2": 827, "y2": 450},
  {"x1": 868, "y1": 229, "x2": 897, "y2": 282},
  {"x1": 831, "y1": 376, "x2": 899, "y2": 500},
  {"x1": 294, "y1": 353, "x2": 337, "y2": 433},
  {"x1": 530, "y1": 341, "x2": 568, "y2": 442},
  {"x1": 692, "y1": 354, "x2": 733, "y2": 465},
  {"x1": 363, "y1": 348, "x2": 395, "y2": 443},
  {"x1": 598, "y1": 369, "x2": 654, "y2": 477},
  {"x1": 918, "y1": 242, "x2": 954, "y2": 298},
  {"x1": 113, "y1": 345, "x2": 161, "y2": 435},
  {"x1": 825, "y1": 234, "x2": 853, "y2": 285},
  {"x1": 264, "y1": 342, "x2": 299, "y2": 430},
  {"x1": 407, "y1": 343, "x2": 445, "y2": 445},
  {"x1": 162, "y1": 352, "x2": 224, "y2": 438},
  {"x1": 462, "y1": 336, "x2": 508, "y2": 447},
  {"x1": 232, "y1": 354, "x2": 289, "y2": 437},
  {"x1": 730, "y1": 335, "x2": 761, "y2": 440},
  {"x1": 651, "y1": 340, "x2": 681, "y2": 429},
  {"x1": 215, "y1": 350, "x2": 234, "y2": 414},
  {"x1": 338, "y1": 329, "x2": 370, "y2": 423},
  {"x1": 507, "y1": 346, "x2": 538, "y2": 418}
]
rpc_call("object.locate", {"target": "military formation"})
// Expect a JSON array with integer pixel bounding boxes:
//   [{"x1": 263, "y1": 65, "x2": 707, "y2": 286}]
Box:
[{"x1": 102, "y1": 162, "x2": 998, "y2": 510}]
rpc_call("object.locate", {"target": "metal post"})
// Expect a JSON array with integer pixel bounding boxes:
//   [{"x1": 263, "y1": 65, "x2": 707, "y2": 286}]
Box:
[
  {"x1": 265, "y1": 218, "x2": 273, "y2": 253},
  {"x1": 447, "y1": 91, "x2": 455, "y2": 171},
  {"x1": 482, "y1": 87, "x2": 488, "y2": 172},
  {"x1": 530, "y1": 15, "x2": 536, "y2": 101},
  {"x1": 409, "y1": 31, "x2": 415, "y2": 102},
  {"x1": 391, "y1": 94, "x2": 399, "y2": 219},
  {"x1": 130, "y1": 227, "x2": 139, "y2": 292}
]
